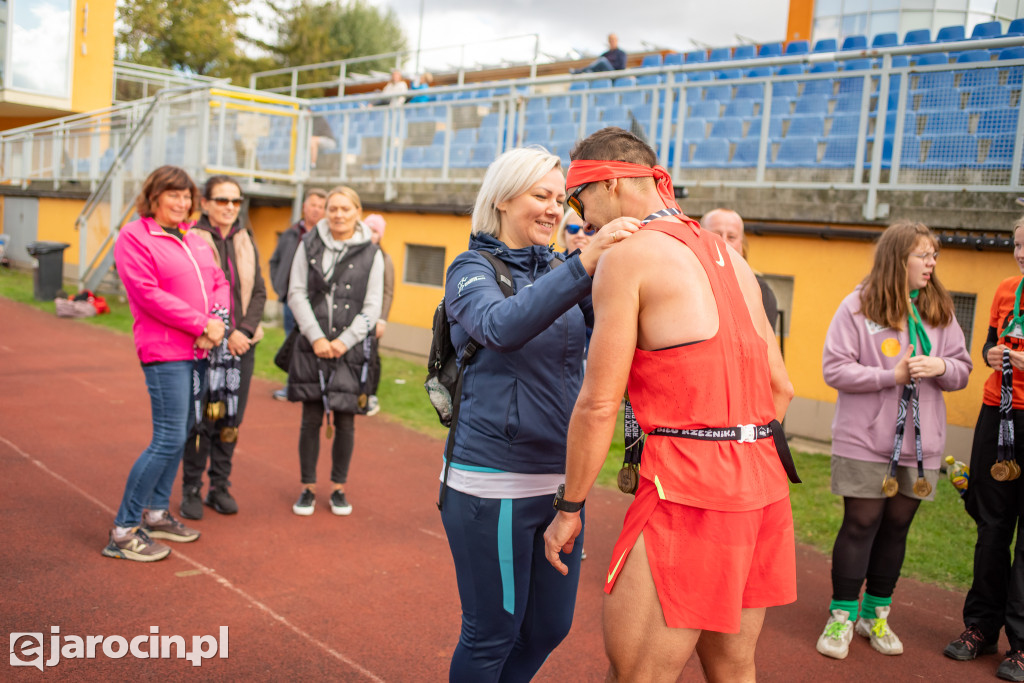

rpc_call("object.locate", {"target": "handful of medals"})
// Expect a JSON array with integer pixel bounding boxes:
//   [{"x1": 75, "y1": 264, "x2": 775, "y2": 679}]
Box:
[
  {"x1": 204, "y1": 304, "x2": 242, "y2": 443},
  {"x1": 618, "y1": 398, "x2": 644, "y2": 494},
  {"x1": 884, "y1": 381, "x2": 932, "y2": 498},
  {"x1": 992, "y1": 347, "x2": 1022, "y2": 481}
]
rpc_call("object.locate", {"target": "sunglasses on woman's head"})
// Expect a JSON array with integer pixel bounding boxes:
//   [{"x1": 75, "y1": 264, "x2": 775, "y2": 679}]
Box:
[
  {"x1": 212, "y1": 197, "x2": 244, "y2": 207},
  {"x1": 565, "y1": 224, "x2": 596, "y2": 236}
]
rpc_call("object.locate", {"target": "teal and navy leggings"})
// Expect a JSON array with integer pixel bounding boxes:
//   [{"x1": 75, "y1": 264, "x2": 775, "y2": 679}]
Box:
[{"x1": 440, "y1": 487, "x2": 584, "y2": 682}]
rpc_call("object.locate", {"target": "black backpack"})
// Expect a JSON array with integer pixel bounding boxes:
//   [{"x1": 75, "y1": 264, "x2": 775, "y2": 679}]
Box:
[{"x1": 425, "y1": 250, "x2": 514, "y2": 509}]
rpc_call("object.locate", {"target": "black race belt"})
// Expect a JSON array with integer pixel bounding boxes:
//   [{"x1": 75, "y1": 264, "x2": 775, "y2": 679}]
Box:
[{"x1": 650, "y1": 423, "x2": 774, "y2": 443}]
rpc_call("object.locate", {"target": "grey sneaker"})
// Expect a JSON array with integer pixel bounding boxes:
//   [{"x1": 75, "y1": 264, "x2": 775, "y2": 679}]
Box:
[
  {"x1": 330, "y1": 490, "x2": 353, "y2": 516},
  {"x1": 102, "y1": 527, "x2": 171, "y2": 562},
  {"x1": 180, "y1": 484, "x2": 203, "y2": 520},
  {"x1": 206, "y1": 484, "x2": 238, "y2": 515},
  {"x1": 855, "y1": 605, "x2": 904, "y2": 655},
  {"x1": 293, "y1": 488, "x2": 316, "y2": 516},
  {"x1": 999, "y1": 650, "x2": 1024, "y2": 681},
  {"x1": 816, "y1": 609, "x2": 854, "y2": 660},
  {"x1": 365, "y1": 396, "x2": 380, "y2": 416},
  {"x1": 141, "y1": 510, "x2": 200, "y2": 543},
  {"x1": 273, "y1": 388, "x2": 288, "y2": 401},
  {"x1": 944, "y1": 625, "x2": 998, "y2": 661}
]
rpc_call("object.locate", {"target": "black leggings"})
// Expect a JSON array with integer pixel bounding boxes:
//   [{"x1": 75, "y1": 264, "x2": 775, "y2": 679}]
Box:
[
  {"x1": 298, "y1": 401, "x2": 355, "y2": 485},
  {"x1": 831, "y1": 494, "x2": 922, "y2": 601}
]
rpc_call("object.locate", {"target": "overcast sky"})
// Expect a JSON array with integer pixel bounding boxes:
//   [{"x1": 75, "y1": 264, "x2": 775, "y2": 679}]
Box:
[{"x1": 245, "y1": 0, "x2": 791, "y2": 75}]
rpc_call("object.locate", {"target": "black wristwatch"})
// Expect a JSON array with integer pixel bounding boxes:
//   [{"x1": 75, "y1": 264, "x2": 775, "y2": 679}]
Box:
[{"x1": 553, "y1": 484, "x2": 585, "y2": 513}]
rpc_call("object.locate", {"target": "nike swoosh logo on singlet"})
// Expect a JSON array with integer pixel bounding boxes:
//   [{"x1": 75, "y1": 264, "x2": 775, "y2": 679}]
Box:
[
  {"x1": 607, "y1": 548, "x2": 629, "y2": 584},
  {"x1": 714, "y1": 243, "x2": 725, "y2": 267}
]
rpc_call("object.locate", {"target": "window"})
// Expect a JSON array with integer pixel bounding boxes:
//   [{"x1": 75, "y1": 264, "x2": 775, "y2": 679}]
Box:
[
  {"x1": 8, "y1": 0, "x2": 72, "y2": 97},
  {"x1": 951, "y1": 292, "x2": 976, "y2": 349},
  {"x1": 404, "y1": 244, "x2": 446, "y2": 287},
  {"x1": 870, "y1": 11, "x2": 901, "y2": 35}
]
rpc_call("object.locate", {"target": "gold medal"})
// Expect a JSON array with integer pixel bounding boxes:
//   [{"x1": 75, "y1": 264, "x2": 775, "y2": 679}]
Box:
[
  {"x1": 912, "y1": 477, "x2": 932, "y2": 497},
  {"x1": 220, "y1": 426, "x2": 239, "y2": 443},
  {"x1": 991, "y1": 461, "x2": 1011, "y2": 481},
  {"x1": 1009, "y1": 460, "x2": 1022, "y2": 481},
  {"x1": 617, "y1": 465, "x2": 639, "y2": 495},
  {"x1": 205, "y1": 401, "x2": 225, "y2": 421},
  {"x1": 325, "y1": 424, "x2": 334, "y2": 439},
  {"x1": 882, "y1": 476, "x2": 899, "y2": 497},
  {"x1": 358, "y1": 394, "x2": 368, "y2": 410}
]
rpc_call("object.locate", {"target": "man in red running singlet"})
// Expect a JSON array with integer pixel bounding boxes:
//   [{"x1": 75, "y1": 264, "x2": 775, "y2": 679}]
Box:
[{"x1": 544, "y1": 127, "x2": 796, "y2": 682}]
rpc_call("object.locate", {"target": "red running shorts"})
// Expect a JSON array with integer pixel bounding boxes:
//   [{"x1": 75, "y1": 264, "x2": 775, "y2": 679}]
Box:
[{"x1": 604, "y1": 476, "x2": 796, "y2": 633}]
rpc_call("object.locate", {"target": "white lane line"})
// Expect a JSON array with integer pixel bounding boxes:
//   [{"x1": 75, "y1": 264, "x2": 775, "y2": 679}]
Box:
[
  {"x1": 72, "y1": 375, "x2": 108, "y2": 394},
  {"x1": 419, "y1": 528, "x2": 445, "y2": 541},
  {"x1": 0, "y1": 434, "x2": 385, "y2": 683}
]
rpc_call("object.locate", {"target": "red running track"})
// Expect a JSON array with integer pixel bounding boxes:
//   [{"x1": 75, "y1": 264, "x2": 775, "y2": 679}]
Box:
[{"x1": 0, "y1": 297, "x2": 1004, "y2": 680}]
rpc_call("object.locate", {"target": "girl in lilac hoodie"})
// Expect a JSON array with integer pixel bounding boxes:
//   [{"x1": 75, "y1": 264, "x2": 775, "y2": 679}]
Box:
[
  {"x1": 817, "y1": 221, "x2": 972, "y2": 660},
  {"x1": 103, "y1": 166, "x2": 229, "y2": 563}
]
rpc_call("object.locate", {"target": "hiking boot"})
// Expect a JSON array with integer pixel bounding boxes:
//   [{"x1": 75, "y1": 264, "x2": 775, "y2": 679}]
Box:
[
  {"x1": 293, "y1": 488, "x2": 316, "y2": 516},
  {"x1": 999, "y1": 650, "x2": 1024, "y2": 681},
  {"x1": 206, "y1": 484, "x2": 238, "y2": 515},
  {"x1": 816, "y1": 609, "x2": 855, "y2": 660},
  {"x1": 141, "y1": 510, "x2": 200, "y2": 542},
  {"x1": 945, "y1": 625, "x2": 998, "y2": 660},
  {"x1": 365, "y1": 396, "x2": 380, "y2": 416},
  {"x1": 101, "y1": 527, "x2": 171, "y2": 562},
  {"x1": 330, "y1": 490, "x2": 353, "y2": 516},
  {"x1": 180, "y1": 484, "x2": 203, "y2": 520},
  {"x1": 855, "y1": 605, "x2": 904, "y2": 655},
  {"x1": 273, "y1": 388, "x2": 288, "y2": 401}
]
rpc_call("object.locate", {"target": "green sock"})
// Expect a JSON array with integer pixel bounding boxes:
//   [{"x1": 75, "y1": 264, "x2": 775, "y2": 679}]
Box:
[
  {"x1": 859, "y1": 592, "x2": 892, "y2": 621},
  {"x1": 829, "y1": 599, "x2": 859, "y2": 619}
]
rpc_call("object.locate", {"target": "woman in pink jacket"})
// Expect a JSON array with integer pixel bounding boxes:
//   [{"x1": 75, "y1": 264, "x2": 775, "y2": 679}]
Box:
[
  {"x1": 817, "y1": 220, "x2": 972, "y2": 659},
  {"x1": 103, "y1": 166, "x2": 229, "y2": 563}
]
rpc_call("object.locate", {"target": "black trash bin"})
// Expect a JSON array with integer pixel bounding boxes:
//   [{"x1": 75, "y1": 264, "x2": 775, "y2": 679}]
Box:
[{"x1": 26, "y1": 241, "x2": 71, "y2": 301}]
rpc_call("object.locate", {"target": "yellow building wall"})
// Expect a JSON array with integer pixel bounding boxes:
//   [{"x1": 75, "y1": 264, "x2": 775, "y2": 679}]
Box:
[
  {"x1": 749, "y1": 233, "x2": 1009, "y2": 429},
  {"x1": 37, "y1": 198, "x2": 86, "y2": 265},
  {"x1": 71, "y1": 0, "x2": 116, "y2": 114},
  {"x1": 248, "y1": 205, "x2": 293, "y2": 295}
]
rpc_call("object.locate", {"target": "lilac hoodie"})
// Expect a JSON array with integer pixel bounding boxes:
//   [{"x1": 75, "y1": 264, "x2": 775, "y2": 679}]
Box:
[
  {"x1": 114, "y1": 217, "x2": 229, "y2": 364},
  {"x1": 822, "y1": 287, "x2": 972, "y2": 469}
]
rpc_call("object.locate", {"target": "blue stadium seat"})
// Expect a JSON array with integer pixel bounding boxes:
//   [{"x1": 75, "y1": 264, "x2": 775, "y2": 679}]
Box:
[
  {"x1": 551, "y1": 123, "x2": 578, "y2": 141},
  {"x1": 959, "y1": 65, "x2": 1000, "y2": 88},
  {"x1": 977, "y1": 108, "x2": 1019, "y2": 135},
  {"x1": 688, "y1": 138, "x2": 731, "y2": 167},
  {"x1": 729, "y1": 138, "x2": 761, "y2": 166},
  {"x1": 724, "y1": 99, "x2": 756, "y2": 118},
  {"x1": 524, "y1": 125, "x2": 551, "y2": 145},
  {"x1": 590, "y1": 78, "x2": 613, "y2": 89},
  {"x1": 821, "y1": 137, "x2": 859, "y2": 167},
  {"x1": 525, "y1": 98, "x2": 546, "y2": 113},
  {"x1": 717, "y1": 68, "x2": 744, "y2": 79},
  {"x1": 454, "y1": 128, "x2": 478, "y2": 145},
  {"x1": 690, "y1": 101, "x2": 721, "y2": 118},
  {"x1": 916, "y1": 52, "x2": 950, "y2": 67},
  {"x1": 681, "y1": 118, "x2": 707, "y2": 140},
  {"x1": 548, "y1": 96, "x2": 571, "y2": 109},
  {"x1": 833, "y1": 94, "x2": 865, "y2": 113},
  {"x1": 999, "y1": 47, "x2": 1024, "y2": 86},
  {"x1": 767, "y1": 116, "x2": 785, "y2": 137},
  {"x1": 620, "y1": 90, "x2": 646, "y2": 107},
  {"x1": 709, "y1": 47, "x2": 733, "y2": 62},
  {"x1": 786, "y1": 40, "x2": 810, "y2": 55},
  {"x1": 641, "y1": 54, "x2": 663, "y2": 68},
  {"x1": 449, "y1": 144, "x2": 472, "y2": 168},
  {"x1": 903, "y1": 29, "x2": 932, "y2": 45},
  {"x1": 614, "y1": 76, "x2": 637, "y2": 88},
  {"x1": 685, "y1": 50, "x2": 707, "y2": 63},
  {"x1": 921, "y1": 110, "x2": 969, "y2": 135},
  {"x1": 916, "y1": 68, "x2": 955, "y2": 90},
  {"x1": 812, "y1": 62, "x2": 839, "y2": 74},
  {"x1": 776, "y1": 63, "x2": 806, "y2": 75},
  {"x1": 883, "y1": 135, "x2": 922, "y2": 166},
  {"x1": 957, "y1": 49, "x2": 991, "y2": 63},
  {"x1": 966, "y1": 85, "x2": 1014, "y2": 109},
  {"x1": 526, "y1": 110, "x2": 548, "y2": 127},
  {"x1": 916, "y1": 89, "x2": 961, "y2": 111},
  {"x1": 402, "y1": 147, "x2": 424, "y2": 167},
  {"x1": 759, "y1": 42, "x2": 783, "y2": 58},
  {"x1": 769, "y1": 95, "x2": 794, "y2": 116},
  {"x1": 733, "y1": 45, "x2": 757, "y2": 61},
  {"x1": 829, "y1": 114, "x2": 862, "y2": 137},
  {"x1": 635, "y1": 74, "x2": 663, "y2": 86},
  {"x1": 936, "y1": 25, "x2": 966, "y2": 43},
  {"x1": 842, "y1": 35, "x2": 868, "y2": 51},
  {"x1": 872, "y1": 33, "x2": 899, "y2": 49},
  {"x1": 771, "y1": 136, "x2": 818, "y2": 165},
  {"x1": 837, "y1": 58, "x2": 874, "y2": 94},
  {"x1": 602, "y1": 105, "x2": 630, "y2": 124},
  {"x1": 469, "y1": 144, "x2": 497, "y2": 168},
  {"x1": 703, "y1": 83, "x2": 734, "y2": 101},
  {"x1": 709, "y1": 117, "x2": 745, "y2": 139},
  {"x1": 891, "y1": 55, "x2": 911, "y2": 68},
  {"x1": 592, "y1": 92, "x2": 619, "y2": 107},
  {"x1": 664, "y1": 53, "x2": 684, "y2": 66},
  {"x1": 550, "y1": 109, "x2": 575, "y2": 125},
  {"x1": 479, "y1": 113, "x2": 501, "y2": 130},
  {"x1": 583, "y1": 120, "x2": 606, "y2": 136},
  {"x1": 982, "y1": 134, "x2": 1017, "y2": 167},
  {"x1": 971, "y1": 21, "x2": 1003, "y2": 40},
  {"x1": 569, "y1": 81, "x2": 589, "y2": 91},
  {"x1": 1009, "y1": 19, "x2": 1024, "y2": 34},
  {"x1": 916, "y1": 134, "x2": 978, "y2": 168},
  {"x1": 801, "y1": 77, "x2": 835, "y2": 96},
  {"x1": 794, "y1": 96, "x2": 830, "y2": 115},
  {"x1": 813, "y1": 38, "x2": 838, "y2": 53},
  {"x1": 787, "y1": 114, "x2": 826, "y2": 138},
  {"x1": 418, "y1": 146, "x2": 444, "y2": 169}
]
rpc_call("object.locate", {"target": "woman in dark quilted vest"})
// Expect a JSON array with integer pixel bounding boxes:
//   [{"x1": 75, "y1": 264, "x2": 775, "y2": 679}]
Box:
[{"x1": 285, "y1": 185, "x2": 384, "y2": 517}]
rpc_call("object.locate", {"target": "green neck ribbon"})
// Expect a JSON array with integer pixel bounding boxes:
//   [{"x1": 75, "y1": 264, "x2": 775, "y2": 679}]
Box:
[{"x1": 908, "y1": 290, "x2": 932, "y2": 357}]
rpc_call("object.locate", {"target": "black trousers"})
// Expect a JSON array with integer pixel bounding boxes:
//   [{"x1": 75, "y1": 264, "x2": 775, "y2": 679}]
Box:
[
  {"x1": 182, "y1": 346, "x2": 256, "y2": 489},
  {"x1": 299, "y1": 401, "x2": 356, "y2": 485},
  {"x1": 369, "y1": 335, "x2": 381, "y2": 395},
  {"x1": 963, "y1": 403, "x2": 1024, "y2": 649}
]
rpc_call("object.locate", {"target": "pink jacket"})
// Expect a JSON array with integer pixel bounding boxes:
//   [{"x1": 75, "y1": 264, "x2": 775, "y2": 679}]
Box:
[
  {"x1": 114, "y1": 217, "x2": 229, "y2": 364},
  {"x1": 822, "y1": 287, "x2": 972, "y2": 469}
]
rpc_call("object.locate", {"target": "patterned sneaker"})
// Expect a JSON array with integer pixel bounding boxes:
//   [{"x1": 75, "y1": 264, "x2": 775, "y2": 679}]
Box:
[
  {"x1": 101, "y1": 527, "x2": 171, "y2": 562},
  {"x1": 365, "y1": 396, "x2": 380, "y2": 416},
  {"x1": 206, "y1": 485, "x2": 238, "y2": 515},
  {"x1": 141, "y1": 510, "x2": 200, "y2": 542},
  {"x1": 855, "y1": 605, "x2": 904, "y2": 655},
  {"x1": 293, "y1": 488, "x2": 316, "y2": 516},
  {"x1": 945, "y1": 625, "x2": 998, "y2": 661},
  {"x1": 999, "y1": 650, "x2": 1024, "y2": 681},
  {"x1": 816, "y1": 609, "x2": 855, "y2": 660},
  {"x1": 330, "y1": 490, "x2": 353, "y2": 516},
  {"x1": 180, "y1": 484, "x2": 204, "y2": 520}
]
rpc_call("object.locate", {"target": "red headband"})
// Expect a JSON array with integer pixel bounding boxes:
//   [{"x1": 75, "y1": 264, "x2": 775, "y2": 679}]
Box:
[{"x1": 565, "y1": 159, "x2": 682, "y2": 214}]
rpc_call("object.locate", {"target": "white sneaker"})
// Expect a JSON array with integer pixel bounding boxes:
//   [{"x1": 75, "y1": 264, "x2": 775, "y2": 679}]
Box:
[
  {"x1": 816, "y1": 609, "x2": 855, "y2": 659},
  {"x1": 855, "y1": 605, "x2": 904, "y2": 655},
  {"x1": 365, "y1": 396, "x2": 380, "y2": 416}
]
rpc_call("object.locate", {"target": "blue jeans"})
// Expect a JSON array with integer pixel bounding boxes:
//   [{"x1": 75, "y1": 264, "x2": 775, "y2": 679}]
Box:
[
  {"x1": 578, "y1": 56, "x2": 614, "y2": 73},
  {"x1": 114, "y1": 360, "x2": 207, "y2": 527},
  {"x1": 441, "y1": 488, "x2": 583, "y2": 682}
]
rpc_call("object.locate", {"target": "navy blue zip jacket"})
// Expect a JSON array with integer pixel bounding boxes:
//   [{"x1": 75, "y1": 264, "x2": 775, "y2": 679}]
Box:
[{"x1": 445, "y1": 232, "x2": 594, "y2": 474}]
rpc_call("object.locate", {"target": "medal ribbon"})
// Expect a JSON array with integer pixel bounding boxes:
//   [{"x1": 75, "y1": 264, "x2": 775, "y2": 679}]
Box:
[
  {"x1": 206, "y1": 304, "x2": 240, "y2": 428},
  {"x1": 317, "y1": 361, "x2": 336, "y2": 434},
  {"x1": 888, "y1": 381, "x2": 926, "y2": 482},
  {"x1": 998, "y1": 348, "x2": 1015, "y2": 466},
  {"x1": 907, "y1": 290, "x2": 932, "y2": 357}
]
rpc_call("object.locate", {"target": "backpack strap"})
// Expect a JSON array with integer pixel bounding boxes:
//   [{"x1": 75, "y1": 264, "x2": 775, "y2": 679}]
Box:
[{"x1": 437, "y1": 250, "x2": 515, "y2": 511}]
